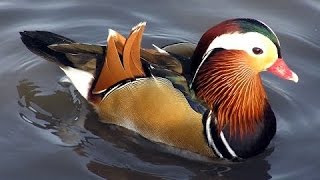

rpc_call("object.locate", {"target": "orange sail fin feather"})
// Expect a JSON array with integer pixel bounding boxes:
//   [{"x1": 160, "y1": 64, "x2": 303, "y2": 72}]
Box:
[
  {"x1": 123, "y1": 22, "x2": 146, "y2": 77},
  {"x1": 92, "y1": 22, "x2": 146, "y2": 94},
  {"x1": 111, "y1": 29, "x2": 126, "y2": 52}
]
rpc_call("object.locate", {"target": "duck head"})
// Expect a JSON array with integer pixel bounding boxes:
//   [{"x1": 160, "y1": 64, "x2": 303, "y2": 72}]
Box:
[{"x1": 190, "y1": 18, "x2": 298, "y2": 137}]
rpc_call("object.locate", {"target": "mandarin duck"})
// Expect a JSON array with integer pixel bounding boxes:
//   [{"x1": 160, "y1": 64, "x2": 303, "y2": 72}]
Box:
[{"x1": 20, "y1": 18, "x2": 298, "y2": 160}]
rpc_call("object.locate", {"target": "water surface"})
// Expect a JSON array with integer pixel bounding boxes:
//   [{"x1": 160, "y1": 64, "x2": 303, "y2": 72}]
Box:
[{"x1": 1, "y1": 0, "x2": 319, "y2": 179}]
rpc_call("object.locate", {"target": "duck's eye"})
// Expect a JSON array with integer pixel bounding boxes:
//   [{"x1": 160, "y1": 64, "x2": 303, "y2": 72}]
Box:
[{"x1": 252, "y1": 47, "x2": 263, "y2": 55}]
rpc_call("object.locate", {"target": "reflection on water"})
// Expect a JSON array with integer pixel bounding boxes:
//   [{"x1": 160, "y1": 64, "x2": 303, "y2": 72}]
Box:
[{"x1": 17, "y1": 79, "x2": 85, "y2": 145}]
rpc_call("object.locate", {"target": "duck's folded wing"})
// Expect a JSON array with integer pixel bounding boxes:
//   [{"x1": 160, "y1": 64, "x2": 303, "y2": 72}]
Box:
[
  {"x1": 49, "y1": 41, "x2": 207, "y2": 113},
  {"x1": 50, "y1": 43, "x2": 184, "y2": 75},
  {"x1": 49, "y1": 43, "x2": 105, "y2": 54},
  {"x1": 162, "y1": 42, "x2": 196, "y2": 59},
  {"x1": 161, "y1": 42, "x2": 196, "y2": 77}
]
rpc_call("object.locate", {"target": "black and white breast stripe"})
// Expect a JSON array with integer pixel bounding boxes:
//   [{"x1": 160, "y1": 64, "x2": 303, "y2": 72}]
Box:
[{"x1": 203, "y1": 110, "x2": 239, "y2": 160}]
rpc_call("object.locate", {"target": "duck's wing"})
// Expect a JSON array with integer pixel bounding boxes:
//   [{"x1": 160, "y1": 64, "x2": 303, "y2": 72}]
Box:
[
  {"x1": 20, "y1": 28, "x2": 195, "y2": 79},
  {"x1": 49, "y1": 43, "x2": 185, "y2": 75},
  {"x1": 48, "y1": 42, "x2": 196, "y2": 79},
  {"x1": 21, "y1": 29, "x2": 206, "y2": 113},
  {"x1": 161, "y1": 42, "x2": 196, "y2": 78},
  {"x1": 47, "y1": 41, "x2": 206, "y2": 113},
  {"x1": 162, "y1": 42, "x2": 196, "y2": 58}
]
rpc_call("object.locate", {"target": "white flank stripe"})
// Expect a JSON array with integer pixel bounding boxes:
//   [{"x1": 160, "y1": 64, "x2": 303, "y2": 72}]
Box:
[
  {"x1": 206, "y1": 111, "x2": 223, "y2": 158},
  {"x1": 220, "y1": 131, "x2": 238, "y2": 158},
  {"x1": 61, "y1": 67, "x2": 94, "y2": 99}
]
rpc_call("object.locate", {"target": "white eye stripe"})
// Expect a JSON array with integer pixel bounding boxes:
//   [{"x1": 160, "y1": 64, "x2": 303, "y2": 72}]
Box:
[
  {"x1": 191, "y1": 32, "x2": 277, "y2": 86},
  {"x1": 204, "y1": 32, "x2": 270, "y2": 57}
]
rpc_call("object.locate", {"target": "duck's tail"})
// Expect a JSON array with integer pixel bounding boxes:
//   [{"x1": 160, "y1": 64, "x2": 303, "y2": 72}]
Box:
[
  {"x1": 20, "y1": 31, "x2": 77, "y2": 67},
  {"x1": 20, "y1": 30, "x2": 100, "y2": 99},
  {"x1": 20, "y1": 22, "x2": 147, "y2": 102}
]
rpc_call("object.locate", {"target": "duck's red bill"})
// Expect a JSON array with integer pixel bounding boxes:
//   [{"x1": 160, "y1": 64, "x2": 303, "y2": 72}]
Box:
[{"x1": 267, "y1": 58, "x2": 298, "y2": 83}]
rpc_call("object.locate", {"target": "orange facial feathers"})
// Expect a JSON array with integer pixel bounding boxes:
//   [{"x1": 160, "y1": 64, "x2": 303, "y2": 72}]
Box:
[{"x1": 194, "y1": 50, "x2": 267, "y2": 138}]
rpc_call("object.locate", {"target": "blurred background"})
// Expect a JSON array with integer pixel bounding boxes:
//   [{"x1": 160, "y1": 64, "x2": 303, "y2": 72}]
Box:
[{"x1": 0, "y1": 0, "x2": 319, "y2": 179}]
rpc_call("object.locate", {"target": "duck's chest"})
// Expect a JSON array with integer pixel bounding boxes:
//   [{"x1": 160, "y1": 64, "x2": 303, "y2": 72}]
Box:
[{"x1": 96, "y1": 77, "x2": 215, "y2": 157}]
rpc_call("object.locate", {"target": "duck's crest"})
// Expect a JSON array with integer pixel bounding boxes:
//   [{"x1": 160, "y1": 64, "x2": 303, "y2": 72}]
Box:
[{"x1": 92, "y1": 22, "x2": 147, "y2": 94}]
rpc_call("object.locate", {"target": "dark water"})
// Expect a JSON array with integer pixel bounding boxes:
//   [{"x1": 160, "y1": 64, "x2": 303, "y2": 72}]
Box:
[{"x1": 1, "y1": 0, "x2": 319, "y2": 179}]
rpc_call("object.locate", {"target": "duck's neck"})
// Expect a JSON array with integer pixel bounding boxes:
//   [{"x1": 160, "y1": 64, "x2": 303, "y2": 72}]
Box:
[
  {"x1": 193, "y1": 50, "x2": 268, "y2": 137},
  {"x1": 192, "y1": 50, "x2": 276, "y2": 158}
]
